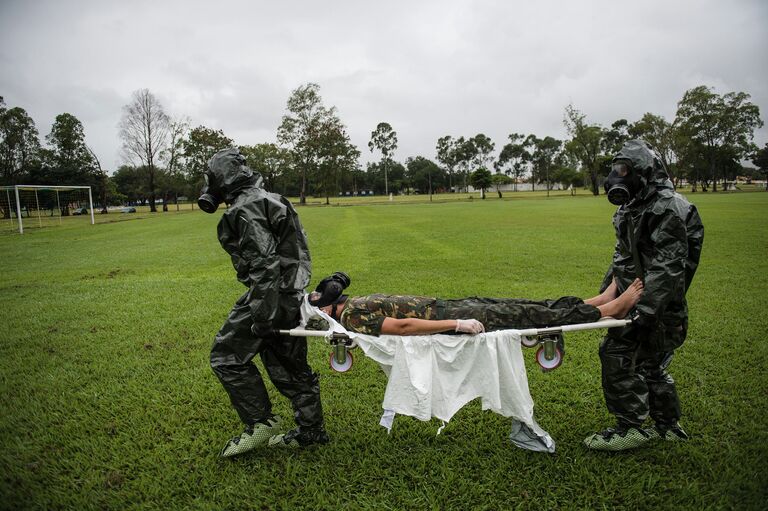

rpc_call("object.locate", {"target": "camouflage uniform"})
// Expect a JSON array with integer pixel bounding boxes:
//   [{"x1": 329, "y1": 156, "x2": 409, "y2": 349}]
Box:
[{"x1": 340, "y1": 293, "x2": 600, "y2": 336}]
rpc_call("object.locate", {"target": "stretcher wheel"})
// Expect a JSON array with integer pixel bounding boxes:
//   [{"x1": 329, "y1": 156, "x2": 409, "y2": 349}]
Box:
[
  {"x1": 329, "y1": 350, "x2": 353, "y2": 372},
  {"x1": 521, "y1": 336, "x2": 539, "y2": 348},
  {"x1": 535, "y1": 345, "x2": 563, "y2": 371}
]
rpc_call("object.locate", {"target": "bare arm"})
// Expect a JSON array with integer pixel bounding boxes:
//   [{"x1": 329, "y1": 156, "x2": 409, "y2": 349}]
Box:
[{"x1": 380, "y1": 317, "x2": 484, "y2": 335}]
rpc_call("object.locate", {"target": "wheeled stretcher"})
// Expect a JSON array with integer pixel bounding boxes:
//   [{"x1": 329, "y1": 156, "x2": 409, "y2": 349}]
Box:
[
  {"x1": 280, "y1": 317, "x2": 633, "y2": 373},
  {"x1": 282, "y1": 303, "x2": 634, "y2": 452}
]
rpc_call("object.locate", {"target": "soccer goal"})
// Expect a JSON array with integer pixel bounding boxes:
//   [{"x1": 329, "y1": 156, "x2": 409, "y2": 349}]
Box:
[{"x1": 0, "y1": 185, "x2": 94, "y2": 234}]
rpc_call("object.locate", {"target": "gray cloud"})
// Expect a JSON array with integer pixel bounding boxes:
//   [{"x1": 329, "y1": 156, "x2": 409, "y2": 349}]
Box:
[{"x1": 1, "y1": 0, "x2": 766, "y2": 172}]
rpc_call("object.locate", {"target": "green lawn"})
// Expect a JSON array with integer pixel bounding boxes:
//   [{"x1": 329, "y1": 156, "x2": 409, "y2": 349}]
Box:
[{"x1": 1, "y1": 191, "x2": 766, "y2": 510}]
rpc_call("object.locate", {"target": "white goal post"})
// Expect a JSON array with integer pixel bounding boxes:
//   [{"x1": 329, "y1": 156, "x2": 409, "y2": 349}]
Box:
[{"x1": 0, "y1": 185, "x2": 94, "y2": 234}]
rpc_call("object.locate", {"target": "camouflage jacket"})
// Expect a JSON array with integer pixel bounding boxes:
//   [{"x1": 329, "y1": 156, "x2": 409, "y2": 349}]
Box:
[{"x1": 339, "y1": 294, "x2": 437, "y2": 336}]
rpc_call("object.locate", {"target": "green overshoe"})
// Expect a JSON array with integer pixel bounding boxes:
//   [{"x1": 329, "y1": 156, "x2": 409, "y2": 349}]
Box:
[
  {"x1": 220, "y1": 416, "x2": 284, "y2": 458},
  {"x1": 268, "y1": 433, "x2": 301, "y2": 449},
  {"x1": 268, "y1": 427, "x2": 330, "y2": 449},
  {"x1": 646, "y1": 424, "x2": 689, "y2": 442},
  {"x1": 583, "y1": 426, "x2": 652, "y2": 451}
]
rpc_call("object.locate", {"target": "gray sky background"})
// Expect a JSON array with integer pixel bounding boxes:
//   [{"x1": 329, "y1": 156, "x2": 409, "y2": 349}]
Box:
[{"x1": 1, "y1": 0, "x2": 766, "y2": 173}]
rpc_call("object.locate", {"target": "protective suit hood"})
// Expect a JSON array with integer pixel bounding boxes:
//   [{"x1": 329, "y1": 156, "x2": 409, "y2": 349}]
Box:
[
  {"x1": 198, "y1": 148, "x2": 263, "y2": 213},
  {"x1": 606, "y1": 139, "x2": 671, "y2": 206}
]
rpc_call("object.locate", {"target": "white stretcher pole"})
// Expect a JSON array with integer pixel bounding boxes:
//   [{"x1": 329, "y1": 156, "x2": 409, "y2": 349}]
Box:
[
  {"x1": 279, "y1": 328, "x2": 350, "y2": 338},
  {"x1": 517, "y1": 318, "x2": 631, "y2": 337},
  {"x1": 281, "y1": 318, "x2": 632, "y2": 340}
]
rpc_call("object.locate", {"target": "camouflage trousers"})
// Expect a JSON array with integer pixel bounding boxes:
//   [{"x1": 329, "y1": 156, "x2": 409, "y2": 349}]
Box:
[{"x1": 435, "y1": 295, "x2": 601, "y2": 331}]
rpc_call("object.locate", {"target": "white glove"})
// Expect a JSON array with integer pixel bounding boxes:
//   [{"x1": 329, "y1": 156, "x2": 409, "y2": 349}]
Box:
[{"x1": 455, "y1": 319, "x2": 485, "y2": 334}]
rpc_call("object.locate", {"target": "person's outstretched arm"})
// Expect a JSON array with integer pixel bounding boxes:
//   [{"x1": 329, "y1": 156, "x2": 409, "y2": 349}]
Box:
[{"x1": 381, "y1": 317, "x2": 484, "y2": 335}]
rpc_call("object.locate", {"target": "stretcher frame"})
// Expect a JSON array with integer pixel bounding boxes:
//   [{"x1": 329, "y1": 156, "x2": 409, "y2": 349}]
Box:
[{"x1": 280, "y1": 317, "x2": 632, "y2": 373}]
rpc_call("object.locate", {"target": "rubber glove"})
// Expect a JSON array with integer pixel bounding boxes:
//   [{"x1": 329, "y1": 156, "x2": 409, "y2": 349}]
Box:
[{"x1": 455, "y1": 319, "x2": 485, "y2": 334}]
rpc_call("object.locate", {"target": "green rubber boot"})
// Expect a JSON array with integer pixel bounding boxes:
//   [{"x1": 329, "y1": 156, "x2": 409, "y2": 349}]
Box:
[
  {"x1": 583, "y1": 425, "x2": 652, "y2": 451},
  {"x1": 220, "y1": 416, "x2": 284, "y2": 458}
]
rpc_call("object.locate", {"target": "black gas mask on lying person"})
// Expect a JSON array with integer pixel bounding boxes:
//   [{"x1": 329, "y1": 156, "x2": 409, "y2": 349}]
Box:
[
  {"x1": 604, "y1": 160, "x2": 645, "y2": 206},
  {"x1": 308, "y1": 272, "x2": 351, "y2": 317}
]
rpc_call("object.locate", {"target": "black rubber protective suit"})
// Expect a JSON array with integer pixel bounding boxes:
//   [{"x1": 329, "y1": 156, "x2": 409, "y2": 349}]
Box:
[
  {"x1": 206, "y1": 149, "x2": 324, "y2": 431},
  {"x1": 599, "y1": 140, "x2": 704, "y2": 429}
]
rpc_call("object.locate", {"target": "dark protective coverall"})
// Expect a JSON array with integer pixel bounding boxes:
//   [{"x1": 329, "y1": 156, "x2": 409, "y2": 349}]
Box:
[
  {"x1": 599, "y1": 142, "x2": 704, "y2": 429},
  {"x1": 339, "y1": 294, "x2": 600, "y2": 336},
  {"x1": 206, "y1": 150, "x2": 324, "y2": 431}
]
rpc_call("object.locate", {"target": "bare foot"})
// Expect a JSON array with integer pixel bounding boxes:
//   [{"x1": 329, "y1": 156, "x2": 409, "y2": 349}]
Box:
[
  {"x1": 584, "y1": 279, "x2": 618, "y2": 307},
  {"x1": 597, "y1": 278, "x2": 643, "y2": 319}
]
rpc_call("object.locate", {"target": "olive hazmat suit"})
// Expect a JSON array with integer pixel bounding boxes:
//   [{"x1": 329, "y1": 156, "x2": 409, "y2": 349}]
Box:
[
  {"x1": 600, "y1": 141, "x2": 704, "y2": 430},
  {"x1": 204, "y1": 149, "x2": 324, "y2": 432}
]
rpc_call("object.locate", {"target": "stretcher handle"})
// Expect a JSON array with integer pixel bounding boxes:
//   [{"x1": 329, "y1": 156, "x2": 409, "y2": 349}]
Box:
[
  {"x1": 279, "y1": 328, "x2": 350, "y2": 340},
  {"x1": 517, "y1": 318, "x2": 632, "y2": 337}
]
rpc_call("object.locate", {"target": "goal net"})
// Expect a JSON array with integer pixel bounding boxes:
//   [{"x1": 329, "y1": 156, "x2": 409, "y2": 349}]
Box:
[{"x1": 0, "y1": 185, "x2": 94, "y2": 234}]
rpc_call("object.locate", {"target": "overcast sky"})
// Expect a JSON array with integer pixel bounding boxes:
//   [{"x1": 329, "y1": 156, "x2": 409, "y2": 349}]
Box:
[{"x1": 1, "y1": 0, "x2": 766, "y2": 173}]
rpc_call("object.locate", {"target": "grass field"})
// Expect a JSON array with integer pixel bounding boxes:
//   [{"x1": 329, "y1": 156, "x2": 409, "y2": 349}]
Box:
[{"x1": 1, "y1": 191, "x2": 766, "y2": 510}]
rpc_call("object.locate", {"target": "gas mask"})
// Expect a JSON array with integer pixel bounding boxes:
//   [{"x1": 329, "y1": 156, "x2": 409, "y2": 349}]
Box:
[
  {"x1": 198, "y1": 173, "x2": 223, "y2": 214},
  {"x1": 308, "y1": 272, "x2": 351, "y2": 310},
  {"x1": 604, "y1": 160, "x2": 644, "y2": 206}
]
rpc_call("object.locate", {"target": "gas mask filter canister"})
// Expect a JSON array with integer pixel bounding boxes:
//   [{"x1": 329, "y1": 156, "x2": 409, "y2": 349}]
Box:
[{"x1": 198, "y1": 173, "x2": 222, "y2": 214}]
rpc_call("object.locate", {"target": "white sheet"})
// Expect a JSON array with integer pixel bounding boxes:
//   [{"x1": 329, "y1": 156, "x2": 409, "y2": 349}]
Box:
[{"x1": 300, "y1": 299, "x2": 555, "y2": 453}]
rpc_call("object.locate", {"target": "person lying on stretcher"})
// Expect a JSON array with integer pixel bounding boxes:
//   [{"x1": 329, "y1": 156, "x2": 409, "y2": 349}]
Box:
[{"x1": 308, "y1": 272, "x2": 643, "y2": 337}]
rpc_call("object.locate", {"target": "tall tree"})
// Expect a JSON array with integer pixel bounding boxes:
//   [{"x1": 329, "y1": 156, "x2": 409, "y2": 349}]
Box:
[
  {"x1": 602, "y1": 119, "x2": 630, "y2": 156},
  {"x1": 119, "y1": 89, "x2": 169, "y2": 212},
  {"x1": 629, "y1": 113, "x2": 677, "y2": 183},
  {"x1": 368, "y1": 122, "x2": 398, "y2": 196},
  {"x1": 469, "y1": 133, "x2": 495, "y2": 170},
  {"x1": 0, "y1": 100, "x2": 40, "y2": 186},
  {"x1": 315, "y1": 116, "x2": 360, "y2": 204},
  {"x1": 436, "y1": 135, "x2": 459, "y2": 191},
  {"x1": 526, "y1": 135, "x2": 562, "y2": 196},
  {"x1": 240, "y1": 143, "x2": 292, "y2": 193},
  {"x1": 470, "y1": 167, "x2": 493, "y2": 199},
  {"x1": 366, "y1": 160, "x2": 405, "y2": 194},
  {"x1": 277, "y1": 83, "x2": 334, "y2": 205},
  {"x1": 181, "y1": 125, "x2": 234, "y2": 191},
  {"x1": 160, "y1": 117, "x2": 189, "y2": 210},
  {"x1": 752, "y1": 143, "x2": 768, "y2": 190},
  {"x1": 453, "y1": 136, "x2": 478, "y2": 192},
  {"x1": 563, "y1": 104, "x2": 605, "y2": 195},
  {"x1": 112, "y1": 165, "x2": 150, "y2": 205},
  {"x1": 405, "y1": 156, "x2": 443, "y2": 197},
  {"x1": 45, "y1": 113, "x2": 95, "y2": 186},
  {"x1": 674, "y1": 85, "x2": 763, "y2": 192},
  {"x1": 495, "y1": 133, "x2": 529, "y2": 191},
  {"x1": 672, "y1": 135, "x2": 709, "y2": 191}
]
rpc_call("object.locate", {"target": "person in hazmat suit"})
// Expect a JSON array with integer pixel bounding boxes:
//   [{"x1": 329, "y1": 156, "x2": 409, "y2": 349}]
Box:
[
  {"x1": 583, "y1": 139, "x2": 704, "y2": 451},
  {"x1": 199, "y1": 148, "x2": 327, "y2": 456}
]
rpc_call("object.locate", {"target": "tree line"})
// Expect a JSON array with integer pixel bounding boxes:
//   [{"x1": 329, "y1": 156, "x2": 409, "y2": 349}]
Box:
[{"x1": 1, "y1": 83, "x2": 765, "y2": 213}]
